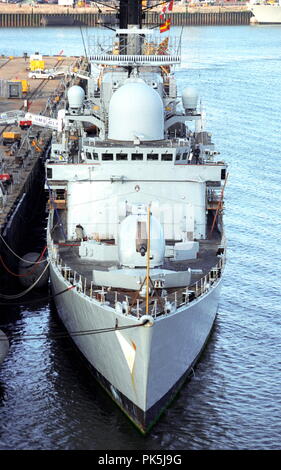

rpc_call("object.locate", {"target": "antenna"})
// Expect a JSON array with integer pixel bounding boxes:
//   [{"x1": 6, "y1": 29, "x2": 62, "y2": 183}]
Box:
[
  {"x1": 145, "y1": 204, "x2": 151, "y2": 315},
  {"x1": 177, "y1": 26, "x2": 184, "y2": 56},
  {"x1": 80, "y1": 26, "x2": 89, "y2": 65}
]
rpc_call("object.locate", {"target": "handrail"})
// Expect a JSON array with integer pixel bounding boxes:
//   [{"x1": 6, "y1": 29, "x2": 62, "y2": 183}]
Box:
[
  {"x1": 89, "y1": 54, "x2": 180, "y2": 65},
  {"x1": 49, "y1": 237, "x2": 225, "y2": 320}
]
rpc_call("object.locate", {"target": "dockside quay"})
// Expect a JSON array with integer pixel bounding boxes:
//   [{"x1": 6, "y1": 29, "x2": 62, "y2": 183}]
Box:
[
  {"x1": 0, "y1": 55, "x2": 86, "y2": 286},
  {"x1": 0, "y1": 4, "x2": 252, "y2": 27}
]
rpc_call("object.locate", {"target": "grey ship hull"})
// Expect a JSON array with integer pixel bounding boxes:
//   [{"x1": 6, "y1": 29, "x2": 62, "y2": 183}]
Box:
[
  {"x1": 250, "y1": 5, "x2": 281, "y2": 24},
  {"x1": 49, "y1": 259, "x2": 222, "y2": 433}
]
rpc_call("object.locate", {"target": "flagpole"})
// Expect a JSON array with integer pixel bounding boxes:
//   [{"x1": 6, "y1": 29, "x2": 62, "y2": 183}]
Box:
[
  {"x1": 145, "y1": 204, "x2": 151, "y2": 316},
  {"x1": 177, "y1": 26, "x2": 184, "y2": 55}
]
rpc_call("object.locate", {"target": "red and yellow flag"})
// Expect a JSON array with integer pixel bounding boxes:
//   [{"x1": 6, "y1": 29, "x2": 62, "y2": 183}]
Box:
[{"x1": 160, "y1": 19, "x2": 171, "y2": 33}]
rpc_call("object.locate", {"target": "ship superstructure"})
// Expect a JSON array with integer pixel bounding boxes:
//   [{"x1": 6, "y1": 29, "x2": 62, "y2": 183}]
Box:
[{"x1": 45, "y1": 0, "x2": 227, "y2": 433}]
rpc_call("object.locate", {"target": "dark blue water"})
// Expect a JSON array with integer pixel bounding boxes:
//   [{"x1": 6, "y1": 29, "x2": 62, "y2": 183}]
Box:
[{"x1": 0, "y1": 25, "x2": 281, "y2": 450}]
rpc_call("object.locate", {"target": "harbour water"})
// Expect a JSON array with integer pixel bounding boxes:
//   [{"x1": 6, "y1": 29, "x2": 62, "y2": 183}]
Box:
[{"x1": 0, "y1": 24, "x2": 281, "y2": 451}]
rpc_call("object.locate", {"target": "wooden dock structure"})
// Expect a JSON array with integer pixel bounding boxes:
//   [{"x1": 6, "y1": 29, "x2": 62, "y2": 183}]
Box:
[{"x1": 0, "y1": 5, "x2": 253, "y2": 28}]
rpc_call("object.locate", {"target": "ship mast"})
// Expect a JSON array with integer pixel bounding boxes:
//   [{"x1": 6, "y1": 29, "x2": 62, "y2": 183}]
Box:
[
  {"x1": 119, "y1": 0, "x2": 143, "y2": 29},
  {"x1": 118, "y1": 0, "x2": 143, "y2": 56},
  {"x1": 145, "y1": 204, "x2": 151, "y2": 315}
]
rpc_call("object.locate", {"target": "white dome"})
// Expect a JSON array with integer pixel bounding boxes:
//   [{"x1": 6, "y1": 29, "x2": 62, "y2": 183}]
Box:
[
  {"x1": 67, "y1": 85, "x2": 85, "y2": 108},
  {"x1": 118, "y1": 213, "x2": 165, "y2": 268},
  {"x1": 182, "y1": 87, "x2": 198, "y2": 111},
  {"x1": 108, "y1": 81, "x2": 164, "y2": 141}
]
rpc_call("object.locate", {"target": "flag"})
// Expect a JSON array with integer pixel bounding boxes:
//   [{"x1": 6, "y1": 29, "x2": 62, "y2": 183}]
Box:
[
  {"x1": 159, "y1": 0, "x2": 174, "y2": 20},
  {"x1": 160, "y1": 19, "x2": 171, "y2": 33},
  {"x1": 159, "y1": 0, "x2": 174, "y2": 21},
  {"x1": 168, "y1": 0, "x2": 174, "y2": 11},
  {"x1": 157, "y1": 37, "x2": 169, "y2": 55},
  {"x1": 159, "y1": 5, "x2": 166, "y2": 21}
]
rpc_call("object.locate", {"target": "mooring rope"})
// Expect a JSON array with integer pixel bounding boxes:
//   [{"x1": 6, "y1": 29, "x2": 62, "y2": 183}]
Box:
[
  {"x1": 0, "y1": 284, "x2": 76, "y2": 307},
  {"x1": 0, "y1": 233, "x2": 47, "y2": 265},
  {"x1": 0, "y1": 318, "x2": 149, "y2": 343},
  {"x1": 0, "y1": 259, "x2": 51, "y2": 300},
  {"x1": 0, "y1": 246, "x2": 47, "y2": 278}
]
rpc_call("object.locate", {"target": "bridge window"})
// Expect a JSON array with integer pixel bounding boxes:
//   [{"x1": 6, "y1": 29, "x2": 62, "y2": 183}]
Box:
[
  {"x1": 132, "y1": 154, "x2": 143, "y2": 160},
  {"x1": 161, "y1": 153, "x2": 173, "y2": 161},
  {"x1": 116, "y1": 153, "x2": 128, "y2": 160},
  {"x1": 86, "y1": 151, "x2": 99, "y2": 160},
  {"x1": 147, "y1": 154, "x2": 159, "y2": 161},
  {"x1": 102, "y1": 153, "x2": 114, "y2": 160}
]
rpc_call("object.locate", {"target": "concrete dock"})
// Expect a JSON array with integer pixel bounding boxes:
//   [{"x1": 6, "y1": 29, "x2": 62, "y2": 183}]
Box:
[
  {"x1": 0, "y1": 4, "x2": 252, "y2": 27},
  {"x1": 0, "y1": 55, "x2": 76, "y2": 222},
  {"x1": 0, "y1": 55, "x2": 85, "y2": 277}
]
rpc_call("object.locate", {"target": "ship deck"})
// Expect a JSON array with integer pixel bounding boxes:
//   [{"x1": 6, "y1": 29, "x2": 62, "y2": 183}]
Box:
[
  {"x1": 56, "y1": 237, "x2": 222, "y2": 284},
  {"x1": 51, "y1": 207, "x2": 224, "y2": 315}
]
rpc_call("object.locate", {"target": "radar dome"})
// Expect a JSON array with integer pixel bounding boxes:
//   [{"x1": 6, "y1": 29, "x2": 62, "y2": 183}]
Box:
[
  {"x1": 182, "y1": 87, "x2": 198, "y2": 111},
  {"x1": 108, "y1": 81, "x2": 164, "y2": 141},
  {"x1": 67, "y1": 85, "x2": 85, "y2": 109}
]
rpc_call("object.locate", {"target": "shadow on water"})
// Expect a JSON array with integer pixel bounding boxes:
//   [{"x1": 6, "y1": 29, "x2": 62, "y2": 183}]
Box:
[
  {"x1": 0, "y1": 158, "x2": 48, "y2": 295},
  {"x1": 0, "y1": 382, "x2": 6, "y2": 405}
]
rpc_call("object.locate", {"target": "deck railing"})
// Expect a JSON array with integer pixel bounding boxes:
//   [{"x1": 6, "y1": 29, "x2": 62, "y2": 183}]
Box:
[
  {"x1": 49, "y1": 239, "x2": 225, "y2": 318},
  {"x1": 49, "y1": 239, "x2": 225, "y2": 320}
]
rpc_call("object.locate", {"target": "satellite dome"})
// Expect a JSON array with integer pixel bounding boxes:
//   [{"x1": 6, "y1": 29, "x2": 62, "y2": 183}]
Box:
[
  {"x1": 108, "y1": 80, "x2": 164, "y2": 141},
  {"x1": 67, "y1": 85, "x2": 85, "y2": 109},
  {"x1": 182, "y1": 87, "x2": 198, "y2": 111}
]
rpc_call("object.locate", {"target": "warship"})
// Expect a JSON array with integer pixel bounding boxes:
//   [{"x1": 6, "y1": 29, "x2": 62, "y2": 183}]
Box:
[{"x1": 45, "y1": 0, "x2": 227, "y2": 433}]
